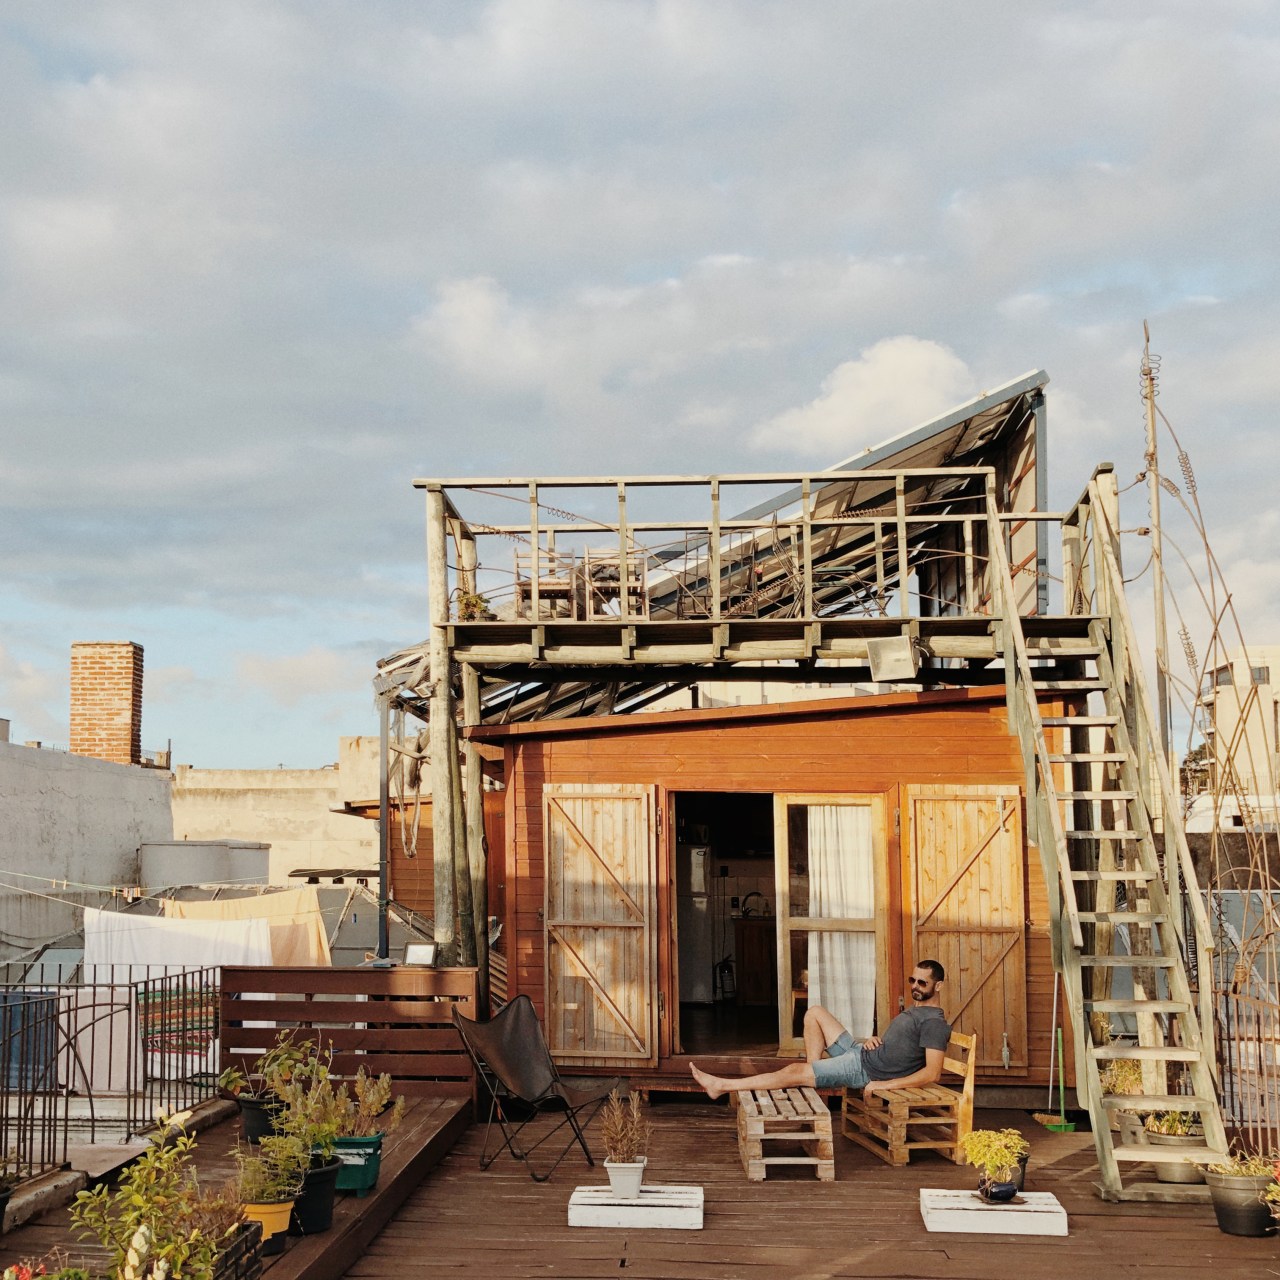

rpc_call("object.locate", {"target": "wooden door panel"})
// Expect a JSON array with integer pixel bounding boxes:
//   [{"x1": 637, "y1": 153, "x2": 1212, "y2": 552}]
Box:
[
  {"x1": 544, "y1": 785, "x2": 657, "y2": 1066},
  {"x1": 907, "y1": 785, "x2": 1027, "y2": 1072}
]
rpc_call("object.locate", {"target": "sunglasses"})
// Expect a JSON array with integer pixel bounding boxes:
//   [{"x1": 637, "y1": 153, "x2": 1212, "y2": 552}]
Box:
[{"x1": 908, "y1": 978, "x2": 931, "y2": 987}]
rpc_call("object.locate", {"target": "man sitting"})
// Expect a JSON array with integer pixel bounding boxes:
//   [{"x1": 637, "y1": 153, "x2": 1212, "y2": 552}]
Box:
[{"x1": 690, "y1": 960, "x2": 951, "y2": 1101}]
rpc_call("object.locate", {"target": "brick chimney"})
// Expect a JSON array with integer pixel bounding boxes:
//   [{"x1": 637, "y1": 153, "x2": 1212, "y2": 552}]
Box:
[{"x1": 70, "y1": 641, "x2": 144, "y2": 765}]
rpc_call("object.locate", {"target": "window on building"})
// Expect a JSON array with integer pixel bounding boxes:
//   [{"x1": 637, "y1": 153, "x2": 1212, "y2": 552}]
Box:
[
  {"x1": 1213, "y1": 666, "x2": 1233, "y2": 688},
  {"x1": 1250, "y1": 665, "x2": 1271, "y2": 686}
]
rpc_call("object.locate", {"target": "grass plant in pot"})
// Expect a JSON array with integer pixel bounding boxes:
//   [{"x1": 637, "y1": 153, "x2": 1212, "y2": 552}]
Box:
[
  {"x1": 959, "y1": 1128, "x2": 1031, "y2": 1203},
  {"x1": 600, "y1": 1089, "x2": 651, "y2": 1200},
  {"x1": 1205, "y1": 1151, "x2": 1277, "y2": 1238},
  {"x1": 1097, "y1": 1055, "x2": 1148, "y2": 1145},
  {"x1": 271, "y1": 1044, "x2": 346, "y2": 1234},
  {"x1": 234, "y1": 1135, "x2": 309, "y2": 1257},
  {"x1": 219, "y1": 1033, "x2": 313, "y2": 1145},
  {"x1": 1144, "y1": 1110, "x2": 1206, "y2": 1185},
  {"x1": 70, "y1": 1120, "x2": 259, "y2": 1280}
]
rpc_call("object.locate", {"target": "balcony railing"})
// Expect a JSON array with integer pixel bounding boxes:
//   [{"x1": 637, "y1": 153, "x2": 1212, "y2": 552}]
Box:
[{"x1": 0, "y1": 964, "x2": 221, "y2": 1176}]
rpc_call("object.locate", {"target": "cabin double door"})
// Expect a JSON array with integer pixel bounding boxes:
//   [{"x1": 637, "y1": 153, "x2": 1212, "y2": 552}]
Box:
[{"x1": 541, "y1": 783, "x2": 1027, "y2": 1072}]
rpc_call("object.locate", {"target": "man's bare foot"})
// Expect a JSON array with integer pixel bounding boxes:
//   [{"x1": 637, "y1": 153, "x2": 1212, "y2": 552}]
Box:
[{"x1": 690, "y1": 1062, "x2": 727, "y2": 1100}]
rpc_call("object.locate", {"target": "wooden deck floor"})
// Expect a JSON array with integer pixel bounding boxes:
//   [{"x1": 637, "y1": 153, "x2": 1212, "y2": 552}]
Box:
[
  {"x1": 1, "y1": 1097, "x2": 469, "y2": 1280},
  {"x1": 348, "y1": 1101, "x2": 1277, "y2": 1280}
]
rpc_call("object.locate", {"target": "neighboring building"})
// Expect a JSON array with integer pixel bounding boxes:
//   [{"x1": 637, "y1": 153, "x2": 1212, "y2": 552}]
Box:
[
  {"x1": 171, "y1": 736, "x2": 381, "y2": 884},
  {"x1": 0, "y1": 739, "x2": 172, "y2": 961},
  {"x1": 1202, "y1": 646, "x2": 1280, "y2": 795}
]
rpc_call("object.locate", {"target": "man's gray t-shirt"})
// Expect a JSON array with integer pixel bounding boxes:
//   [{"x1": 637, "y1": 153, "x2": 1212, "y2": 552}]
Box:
[{"x1": 863, "y1": 1006, "x2": 951, "y2": 1081}]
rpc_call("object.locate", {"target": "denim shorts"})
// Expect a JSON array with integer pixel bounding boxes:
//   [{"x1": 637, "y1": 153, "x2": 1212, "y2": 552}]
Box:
[{"x1": 811, "y1": 1031, "x2": 871, "y2": 1090}]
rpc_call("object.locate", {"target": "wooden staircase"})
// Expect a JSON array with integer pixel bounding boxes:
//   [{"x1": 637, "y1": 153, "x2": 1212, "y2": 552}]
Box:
[{"x1": 987, "y1": 483, "x2": 1228, "y2": 1202}]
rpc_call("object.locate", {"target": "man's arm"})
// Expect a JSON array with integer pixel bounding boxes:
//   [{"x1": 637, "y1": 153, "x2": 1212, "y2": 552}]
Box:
[{"x1": 862, "y1": 1046, "x2": 944, "y2": 1101}]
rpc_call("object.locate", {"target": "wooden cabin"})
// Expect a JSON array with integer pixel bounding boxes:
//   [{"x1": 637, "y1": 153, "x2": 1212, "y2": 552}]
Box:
[
  {"x1": 377, "y1": 371, "x2": 1229, "y2": 1197},
  {"x1": 469, "y1": 686, "x2": 1075, "y2": 1092}
]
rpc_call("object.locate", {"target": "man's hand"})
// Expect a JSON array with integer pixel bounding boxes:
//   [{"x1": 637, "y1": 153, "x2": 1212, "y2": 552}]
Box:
[
  {"x1": 863, "y1": 1082, "x2": 881, "y2": 1103},
  {"x1": 861, "y1": 1035, "x2": 883, "y2": 1050}
]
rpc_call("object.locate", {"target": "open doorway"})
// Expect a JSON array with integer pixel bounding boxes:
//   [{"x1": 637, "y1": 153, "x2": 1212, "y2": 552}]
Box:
[{"x1": 672, "y1": 791, "x2": 779, "y2": 1055}]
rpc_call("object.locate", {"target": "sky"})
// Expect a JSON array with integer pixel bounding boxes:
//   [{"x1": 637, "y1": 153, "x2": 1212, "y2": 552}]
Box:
[{"x1": 2, "y1": 1, "x2": 1279, "y2": 768}]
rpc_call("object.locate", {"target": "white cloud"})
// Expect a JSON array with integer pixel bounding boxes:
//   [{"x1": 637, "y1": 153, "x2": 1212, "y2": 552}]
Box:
[
  {"x1": 749, "y1": 338, "x2": 974, "y2": 458},
  {"x1": 2, "y1": 2, "x2": 1279, "y2": 764},
  {"x1": 0, "y1": 646, "x2": 64, "y2": 744},
  {"x1": 235, "y1": 647, "x2": 372, "y2": 710}
]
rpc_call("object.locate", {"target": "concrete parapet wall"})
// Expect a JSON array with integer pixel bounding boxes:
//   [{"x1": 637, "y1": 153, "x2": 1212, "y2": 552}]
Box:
[{"x1": 0, "y1": 741, "x2": 171, "y2": 955}]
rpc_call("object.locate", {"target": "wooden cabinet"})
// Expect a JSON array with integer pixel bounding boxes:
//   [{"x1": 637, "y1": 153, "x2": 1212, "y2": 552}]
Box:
[{"x1": 734, "y1": 917, "x2": 778, "y2": 1007}]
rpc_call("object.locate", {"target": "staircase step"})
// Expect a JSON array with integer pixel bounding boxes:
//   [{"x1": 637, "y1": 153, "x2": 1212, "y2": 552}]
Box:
[
  {"x1": 1023, "y1": 644, "x2": 1105, "y2": 657},
  {"x1": 1071, "y1": 869, "x2": 1154, "y2": 880},
  {"x1": 1065, "y1": 830, "x2": 1139, "y2": 840},
  {"x1": 1079, "y1": 955, "x2": 1175, "y2": 967},
  {"x1": 1085, "y1": 999, "x2": 1187, "y2": 1013},
  {"x1": 1042, "y1": 716, "x2": 1119, "y2": 727},
  {"x1": 1100, "y1": 1093, "x2": 1210, "y2": 1110},
  {"x1": 1033, "y1": 679, "x2": 1108, "y2": 691},
  {"x1": 1112, "y1": 1142, "x2": 1223, "y2": 1165},
  {"x1": 1049, "y1": 753, "x2": 1127, "y2": 763},
  {"x1": 1078, "y1": 912, "x2": 1167, "y2": 925},
  {"x1": 1092, "y1": 1045, "x2": 1200, "y2": 1062},
  {"x1": 1059, "y1": 791, "x2": 1136, "y2": 801}
]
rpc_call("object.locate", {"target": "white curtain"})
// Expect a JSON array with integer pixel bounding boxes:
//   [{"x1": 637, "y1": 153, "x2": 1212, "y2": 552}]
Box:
[{"x1": 807, "y1": 805, "x2": 876, "y2": 1039}]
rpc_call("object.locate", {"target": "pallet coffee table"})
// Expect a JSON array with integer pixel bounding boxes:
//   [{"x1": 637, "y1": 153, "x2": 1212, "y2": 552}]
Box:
[{"x1": 736, "y1": 1086, "x2": 835, "y2": 1181}]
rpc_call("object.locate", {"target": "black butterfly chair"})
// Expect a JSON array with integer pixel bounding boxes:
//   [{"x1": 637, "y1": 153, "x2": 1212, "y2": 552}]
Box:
[{"x1": 452, "y1": 994, "x2": 625, "y2": 1182}]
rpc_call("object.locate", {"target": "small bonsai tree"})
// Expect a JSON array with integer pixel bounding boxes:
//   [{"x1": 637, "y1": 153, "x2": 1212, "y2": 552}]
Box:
[
  {"x1": 958, "y1": 1128, "x2": 1030, "y2": 1184},
  {"x1": 599, "y1": 1090, "x2": 651, "y2": 1165}
]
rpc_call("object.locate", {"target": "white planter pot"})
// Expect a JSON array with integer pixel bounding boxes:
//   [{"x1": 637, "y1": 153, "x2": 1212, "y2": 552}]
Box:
[{"x1": 604, "y1": 1157, "x2": 647, "y2": 1200}]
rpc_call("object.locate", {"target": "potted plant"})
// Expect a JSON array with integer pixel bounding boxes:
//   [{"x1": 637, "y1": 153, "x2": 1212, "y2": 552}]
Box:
[
  {"x1": 233, "y1": 1135, "x2": 309, "y2": 1257},
  {"x1": 1143, "y1": 1110, "x2": 1206, "y2": 1185},
  {"x1": 600, "y1": 1089, "x2": 651, "y2": 1200},
  {"x1": 1261, "y1": 1167, "x2": 1280, "y2": 1231},
  {"x1": 958, "y1": 1128, "x2": 1031, "y2": 1203},
  {"x1": 3, "y1": 1248, "x2": 92, "y2": 1280},
  {"x1": 271, "y1": 1045, "x2": 345, "y2": 1235},
  {"x1": 1098, "y1": 1056, "x2": 1147, "y2": 1143},
  {"x1": 328, "y1": 1067, "x2": 406, "y2": 1198},
  {"x1": 219, "y1": 1033, "x2": 314, "y2": 1144},
  {"x1": 1205, "y1": 1151, "x2": 1277, "y2": 1237},
  {"x1": 71, "y1": 1123, "x2": 259, "y2": 1279}
]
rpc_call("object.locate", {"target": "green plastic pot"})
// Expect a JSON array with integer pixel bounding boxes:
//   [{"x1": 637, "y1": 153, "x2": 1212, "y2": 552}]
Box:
[{"x1": 333, "y1": 1133, "x2": 384, "y2": 1197}]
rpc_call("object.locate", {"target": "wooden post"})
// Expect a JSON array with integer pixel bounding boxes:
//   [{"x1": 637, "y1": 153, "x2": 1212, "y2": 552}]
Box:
[
  {"x1": 376, "y1": 689, "x2": 391, "y2": 959},
  {"x1": 458, "y1": 528, "x2": 489, "y2": 1009},
  {"x1": 426, "y1": 485, "x2": 457, "y2": 965}
]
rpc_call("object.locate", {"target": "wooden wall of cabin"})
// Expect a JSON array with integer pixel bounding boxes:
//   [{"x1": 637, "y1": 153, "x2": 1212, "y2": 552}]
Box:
[
  {"x1": 387, "y1": 792, "x2": 507, "y2": 929},
  {"x1": 499, "y1": 695, "x2": 1074, "y2": 1088}
]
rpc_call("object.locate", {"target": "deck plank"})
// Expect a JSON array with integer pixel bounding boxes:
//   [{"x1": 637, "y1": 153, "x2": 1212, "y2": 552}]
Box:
[{"x1": 346, "y1": 1103, "x2": 1276, "y2": 1280}]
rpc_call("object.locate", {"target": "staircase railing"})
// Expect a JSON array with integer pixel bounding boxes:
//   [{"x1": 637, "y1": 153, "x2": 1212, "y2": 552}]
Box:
[{"x1": 1067, "y1": 471, "x2": 1218, "y2": 1067}]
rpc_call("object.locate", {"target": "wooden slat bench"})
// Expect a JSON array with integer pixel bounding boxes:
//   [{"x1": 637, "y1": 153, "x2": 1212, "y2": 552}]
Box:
[
  {"x1": 841, "y1": 1030, "x2": 976, "y2": 1167},
  {"x1": 736, "y1": 1086, "x2": 835, "y2": 1181}
]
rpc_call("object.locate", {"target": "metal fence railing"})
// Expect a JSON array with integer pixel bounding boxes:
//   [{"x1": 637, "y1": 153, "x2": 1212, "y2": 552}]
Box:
[{"x1": 0, "y1": 964, "x2": 221, "y2": 1181}]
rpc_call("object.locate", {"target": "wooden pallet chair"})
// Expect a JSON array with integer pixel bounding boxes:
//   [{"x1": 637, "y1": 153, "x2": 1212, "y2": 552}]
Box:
[{"x1": 841, "y1": 1030, "x2": 977, "y2": 1166}]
